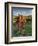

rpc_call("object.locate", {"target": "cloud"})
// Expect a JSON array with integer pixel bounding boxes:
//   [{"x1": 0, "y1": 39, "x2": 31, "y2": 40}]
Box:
[{"x1": 12, "y1": 7, "x2": 32, "y2": 16}]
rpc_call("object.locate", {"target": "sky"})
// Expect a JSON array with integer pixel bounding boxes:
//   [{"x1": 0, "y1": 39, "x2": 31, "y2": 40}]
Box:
[{"x1": 12, "y1": 7, "x2": 33, "y2": 16}]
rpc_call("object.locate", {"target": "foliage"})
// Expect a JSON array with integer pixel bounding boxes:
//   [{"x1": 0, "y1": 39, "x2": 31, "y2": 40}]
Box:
[{"x1": 12, "y1": 16, "x2": 32, "y2": 37}]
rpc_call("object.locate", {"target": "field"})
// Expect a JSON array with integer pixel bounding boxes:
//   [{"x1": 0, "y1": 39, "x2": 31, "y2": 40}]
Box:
[{"x1": 12, "y1": 15, "x2": 32, "y2": 37}]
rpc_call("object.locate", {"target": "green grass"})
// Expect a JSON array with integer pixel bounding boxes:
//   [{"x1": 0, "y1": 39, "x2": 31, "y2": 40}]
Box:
[{"x1": 12, "y1": 22, "x2": 32, "y2": 37}]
